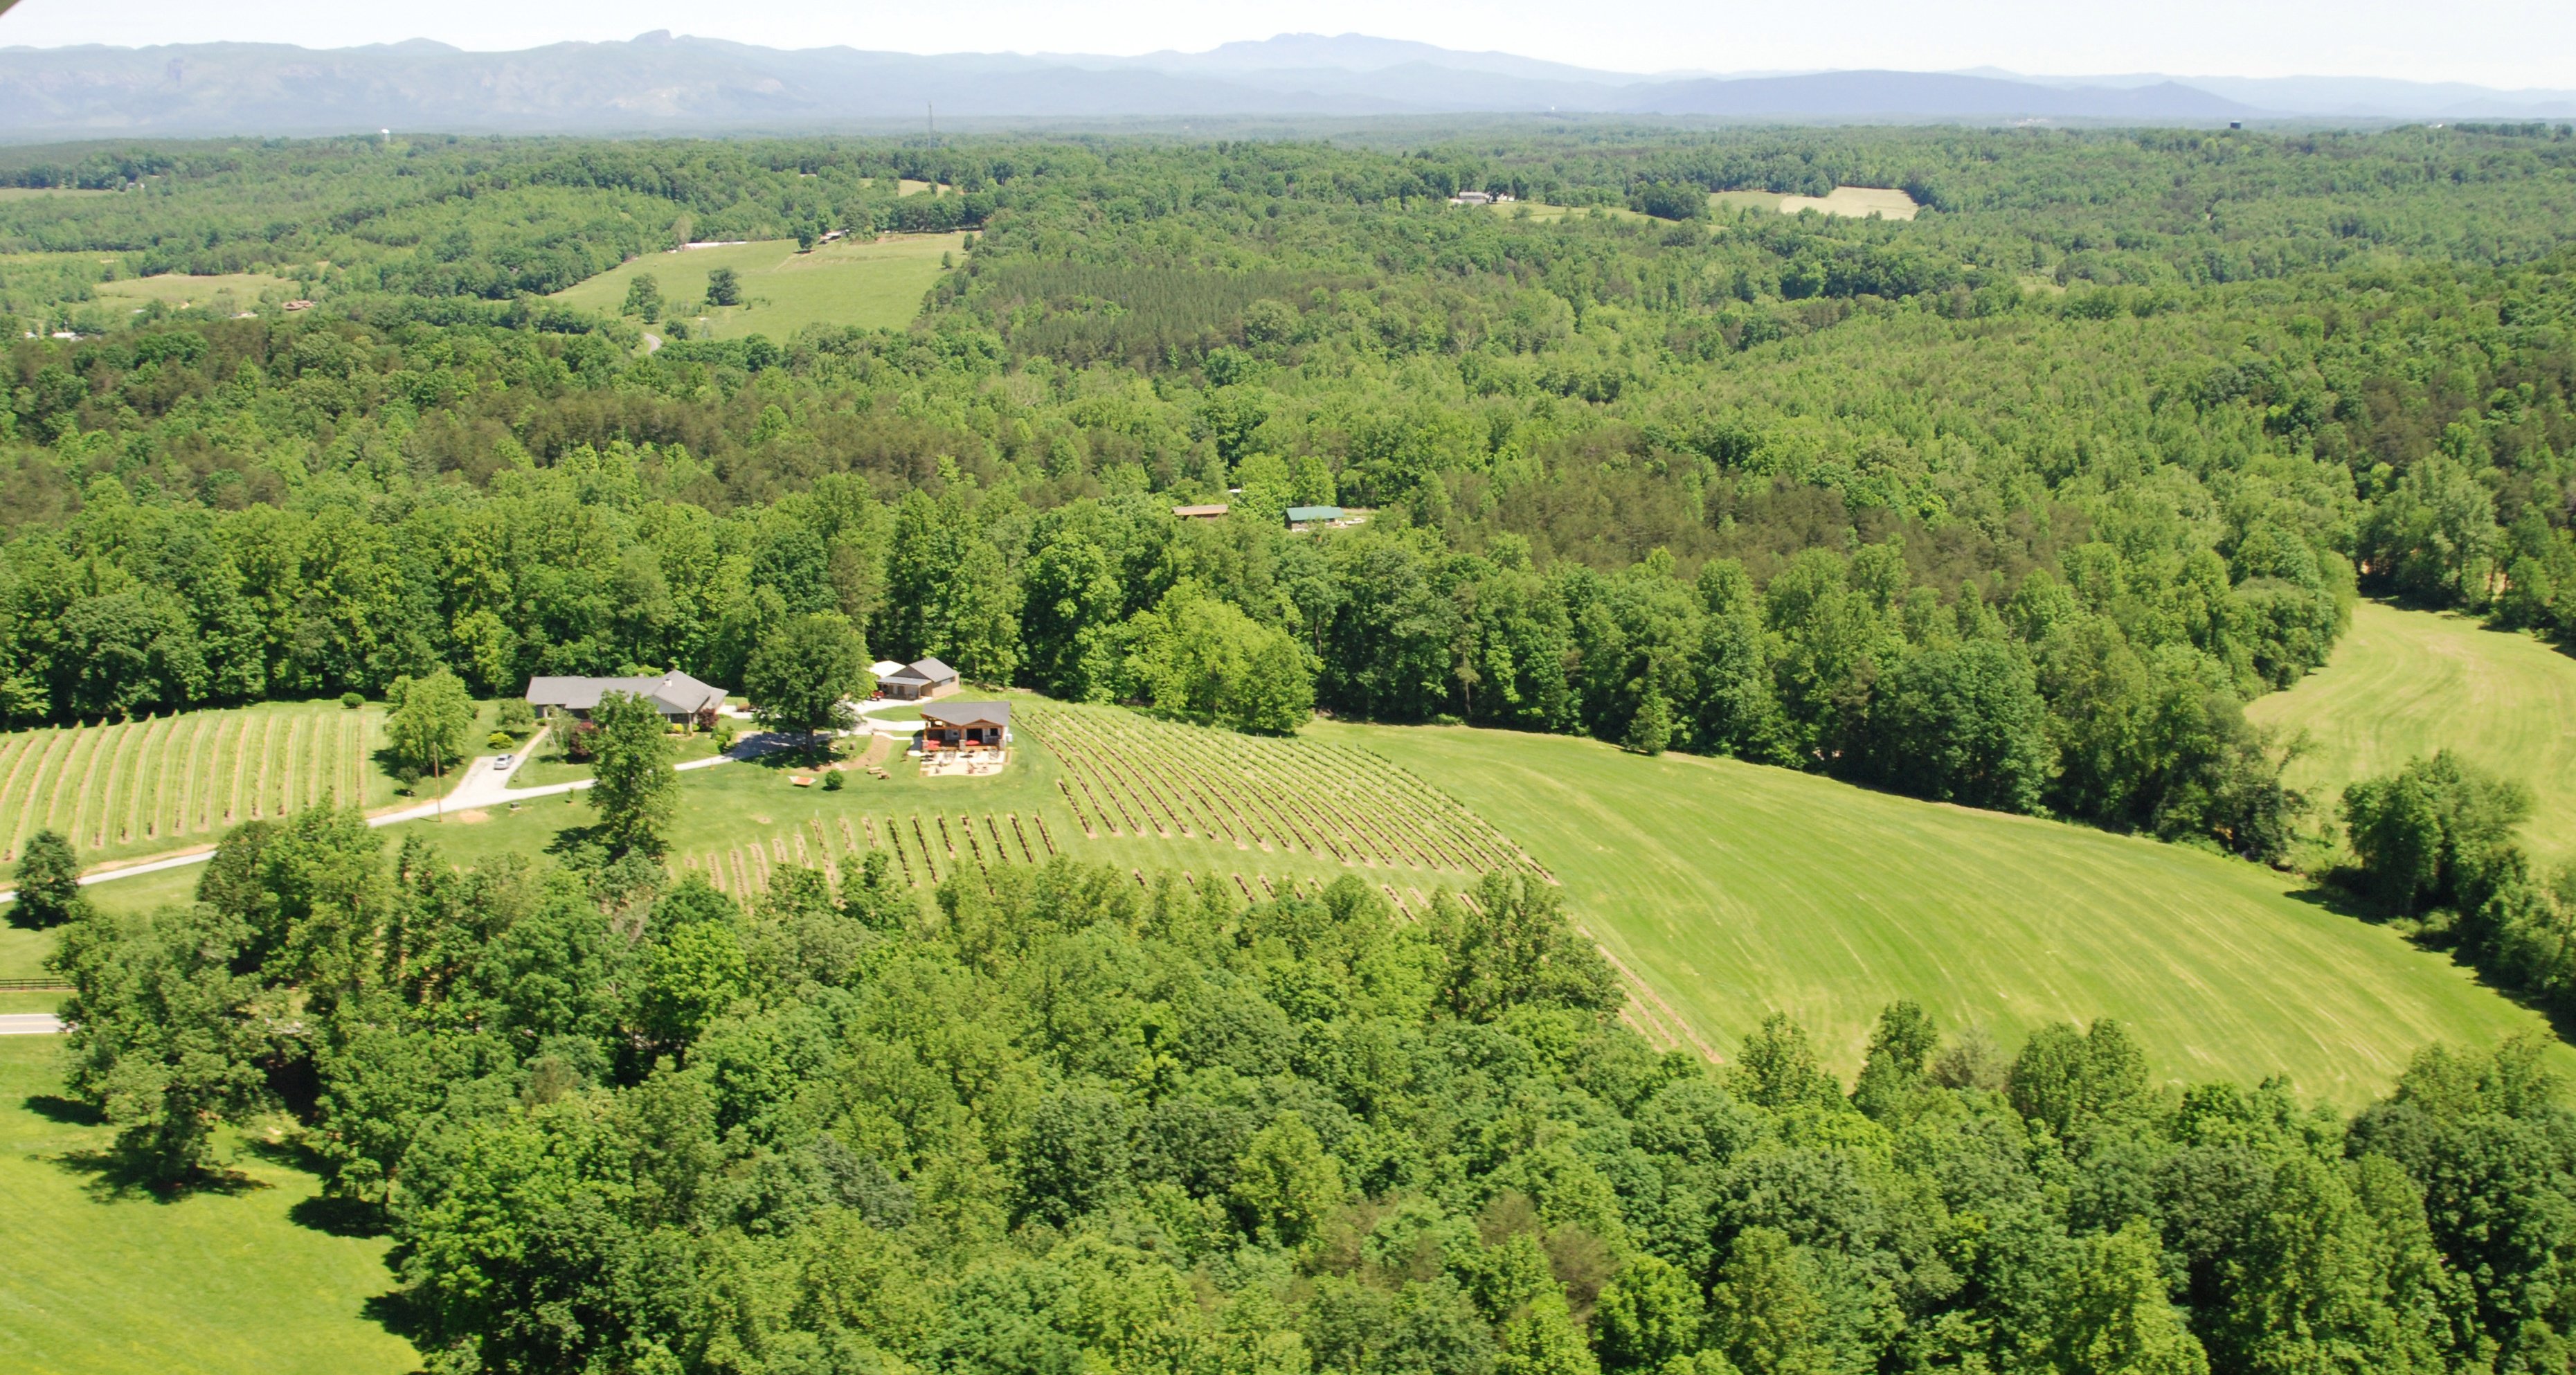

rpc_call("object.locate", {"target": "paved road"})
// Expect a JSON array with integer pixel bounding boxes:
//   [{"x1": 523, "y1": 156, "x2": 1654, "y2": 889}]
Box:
[
  {"x1": 0, "y1": 1013, "x2": 64, "y2": 1036},
  {"x1": 0, "y1": 724, "x2": 813, "y2": 904}
]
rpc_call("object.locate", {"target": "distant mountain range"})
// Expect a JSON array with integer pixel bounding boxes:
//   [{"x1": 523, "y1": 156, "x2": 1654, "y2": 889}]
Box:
[{"x1": 0, "y1": 31, "x2": 2570, "y2": 138}]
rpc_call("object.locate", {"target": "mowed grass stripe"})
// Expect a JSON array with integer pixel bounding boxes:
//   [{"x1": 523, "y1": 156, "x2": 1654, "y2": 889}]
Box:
[
  {"x1": 2247, "y1": 601, "x2": 2576, "y2": 865},
  {"x1": 1334, "y1": 721, "x2": 2566, "y2": 1108},
  {"x1": 0, "y1": 1038, "x2": 416, "y2": 1375}
]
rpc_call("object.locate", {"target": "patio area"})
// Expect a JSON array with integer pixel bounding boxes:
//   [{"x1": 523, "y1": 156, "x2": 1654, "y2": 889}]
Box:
[{"x1": 919, "y1": 746, "x2": 1009, "y2": 778}]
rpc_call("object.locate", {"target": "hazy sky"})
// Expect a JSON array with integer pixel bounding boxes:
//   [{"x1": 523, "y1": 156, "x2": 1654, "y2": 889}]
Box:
[{"x1": 6, "y1": 0, "x2": 2573, "y2": 89}]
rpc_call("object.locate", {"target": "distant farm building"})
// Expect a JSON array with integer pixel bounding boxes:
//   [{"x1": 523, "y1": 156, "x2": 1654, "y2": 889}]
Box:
[
  {"x1": 879, "y1": 657, "x2": 960, "y2": 701},
  {"x1": 1285, "y1": 505, "x2": 1346, "y2": 528},
  {"x1": 921, "y1": 700, "x2": 1010, "y2": 751},
  {"x1": 1172, "y1": 503, "x2": 1230, "y2": 521},
  {"x1": 526, "y1": 670, "x2": 727, "y2": 727}
]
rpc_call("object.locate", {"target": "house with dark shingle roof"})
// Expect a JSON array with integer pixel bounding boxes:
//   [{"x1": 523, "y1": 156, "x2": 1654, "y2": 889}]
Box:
[
  {"x1": 525, "y1": 670, "x2": 728, "y2": 727},
  {"x1": 879, "y1": 657, "x2": 960, "y2": 701}
]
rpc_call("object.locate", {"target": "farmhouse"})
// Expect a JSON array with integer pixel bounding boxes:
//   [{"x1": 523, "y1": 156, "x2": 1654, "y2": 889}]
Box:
[
  {"x1": 920, "y1": 700, "x2": 1009, "y2": 751},
  {"x1": 525, "y1": 670, "x2": 728, "y2": 727},
  {"x1": 879, "y1": 656, "x2": 960, "y2": 701}
]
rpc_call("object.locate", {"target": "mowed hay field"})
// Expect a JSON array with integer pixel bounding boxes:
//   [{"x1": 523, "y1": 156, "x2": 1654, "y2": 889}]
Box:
[
  {"x1": 2246, "y1": 601, "x2": 2576, "y2": 865},
  {"x1": 0, "y1": 701, "x2": 391, "y2": 868},
  {"x1": 1711, "y1": 187, "x2": 1922, "y2": 219},
  {"x1": 0, "y1": 1038, "x2": 415, "y2": 1375},
  {"x1": 552, "y1": 233, "x2": 965, "y2": 340},
  {"x1": 92, "y1": 271, "x2": 299, "y2": 309},
  {"x1": 1333, "y1": 721, "x2": 2564, "y2": 1107}
]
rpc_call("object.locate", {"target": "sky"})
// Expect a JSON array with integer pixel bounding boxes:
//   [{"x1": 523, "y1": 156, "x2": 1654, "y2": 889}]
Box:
[{"x1": 6, "y1": 0, "x2": 2574, "y2": 90}]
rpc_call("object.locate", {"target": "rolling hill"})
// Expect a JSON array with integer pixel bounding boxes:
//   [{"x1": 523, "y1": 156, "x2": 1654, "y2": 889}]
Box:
[
  {"x1": 1328, "y1": 720, "x2": 2564, "y2": 1108},
  {"x1": 2246, "y1": 600, "x2": 2576, "y2": 866}
]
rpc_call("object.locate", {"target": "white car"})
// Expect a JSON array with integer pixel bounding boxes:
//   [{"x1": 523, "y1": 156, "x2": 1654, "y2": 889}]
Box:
[{"x1": 493, "y1": 755, "x2": 514, "y2": 771}]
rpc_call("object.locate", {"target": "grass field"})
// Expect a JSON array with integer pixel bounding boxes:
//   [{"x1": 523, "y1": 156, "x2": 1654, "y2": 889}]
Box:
[
  {"x1": 51, "y1": 695, "x2": 2575, "y2": 1109},
  {"x1": 2246, "y1": 602, "x2": 2576, "y2": 866},
  {"x1": 92, "y1": 272, "x2": 298, "y2": 309},
  {"x1": 552, "y1": 233, "x2": 965, "y2": 340},
  {"x1": 0, "y1": 701, "x2": 395, "y2": 869},
  {"x1": 0, "y1": 1038, "x2": 415, "y2": 1375},
  {"x1": 1330, "y1": 721, "x2": 2564, "y2": 1107},
  {"x1": 1711, "y1": 187, "x2": 1922, "y2": 219}
]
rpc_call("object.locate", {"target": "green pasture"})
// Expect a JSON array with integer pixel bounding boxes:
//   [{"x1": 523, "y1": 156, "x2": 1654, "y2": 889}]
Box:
[
  {"x1": 2246, "y1": 601, "x2": 2576, "y2": 865},
  {"x1": 91, "y1": 272, "x2": 299, "y2": 309},
  {"x1": 552, "y1": 233, "x2": 965, "y2": 341},
  {"x1": 0, "y1": 1036, "x2": 415, "y2": 1375},
  {"x1": 1330, "y1": 721, "x2": 2566, "y2": 1108}
]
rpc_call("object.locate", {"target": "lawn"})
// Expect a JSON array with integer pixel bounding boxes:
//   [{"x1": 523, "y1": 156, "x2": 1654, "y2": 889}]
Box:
[
  {"x1": 552, "y1": 233, "x2": 966, "y2": 340},
  {"x1": 2246, "y1": 600, "x2": 2576, "y2": 865},
  {"x1": 1328, "y1": 721, "x2": 2564, "y2": 1108},
  {"x1": 0, "y1": 1036, "x2": 415, "y2": 1375}
]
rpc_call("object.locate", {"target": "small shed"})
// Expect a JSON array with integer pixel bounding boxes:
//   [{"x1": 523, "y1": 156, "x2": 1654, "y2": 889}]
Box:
[
  {"x1": 1171, "y1": 503, "x2": 1230, "y2": 521},
  {"x1": 879, "y1": 657, "x2": 960, "y2": 701},
  {"x1": 1284, "y1": 505, "x2": 1346, "y2": 528},
  {"x1": 920, "y1": 700, "x2": 1010, "y2": 751}
]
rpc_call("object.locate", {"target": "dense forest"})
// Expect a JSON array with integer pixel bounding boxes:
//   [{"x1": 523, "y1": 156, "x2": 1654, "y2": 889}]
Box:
[
  {"x1": 3, "y1": 126, "x2": 2570, "y2": 856},
  {"x1": 9, "y1": 123, "x2": 2576, "y2": 1372}
]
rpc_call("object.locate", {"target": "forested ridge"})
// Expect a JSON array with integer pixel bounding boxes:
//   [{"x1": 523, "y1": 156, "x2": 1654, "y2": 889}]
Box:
[
  {"x1": 10, "y1": 123, "x2": 2576, "y2": 1372},
  {"x1": 6, "y1": 127, "x2": 2573, "y2": 852}
]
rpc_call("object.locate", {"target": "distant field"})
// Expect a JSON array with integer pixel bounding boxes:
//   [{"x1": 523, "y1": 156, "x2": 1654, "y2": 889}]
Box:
[
  {"x1": 0, "y1": 1038, "x2": 414, "y2": 1375},
  {"x1": 0, "y1": 701, "x2": 393, "y2": 868},
  {"x1": 552, "y1": 233, "x2": 964, "y2": 339},
  {"x1": 0, "y1": 188, "x2": 116, "y2": 201},
  {"x1": 93, "y1": 272, "x2": 297, "y2": 309},
  {"x1": 1335, "y1": 722, "x2": 2563, "y2": 1107},
  {"x1": 2247, "y1": 601, "x2": 2576, "y2": 865},
  {"x1": 1486, "y1": 201, "x2": 1656, "y2": 224},
  {"x1": 1712, "y1": 186, "x2": 1921, "y2": 219}
]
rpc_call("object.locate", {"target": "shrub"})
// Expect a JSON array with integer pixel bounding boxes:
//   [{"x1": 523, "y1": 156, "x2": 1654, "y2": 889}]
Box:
[
  {"x1": 339, "y1": 691, "x2": 364, "y2": 710},
  {"x1": 487, "y1": 731, "x2": 513, "y2": 751},
  {"x1": 496, "y1": 698, "x2": 537, "y2": 736},
  {"x1": 822, "y1": 770, "x2": 846, "y2": 791}
]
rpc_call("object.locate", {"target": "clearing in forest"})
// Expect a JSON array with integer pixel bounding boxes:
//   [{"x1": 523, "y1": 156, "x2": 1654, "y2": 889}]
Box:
[
  {"x1": 1711, "y1": 186, "x2": 1921, "y2": 219},
  {"x1": 551, "y1": 232, "x2": 966, "y2": 339},
  {"x1": 1334, "y1": 720, "x2": 2566, "y2": 1108},
  {"x1": 2247, "y1": 600, "x2": 2576, "y2": 865},
  {"x1": 92, "y1": 271, "x2": 300, "y2": 309},
  {"x1": 0, "y1": 701, "x2": 390, "y2": 867}
]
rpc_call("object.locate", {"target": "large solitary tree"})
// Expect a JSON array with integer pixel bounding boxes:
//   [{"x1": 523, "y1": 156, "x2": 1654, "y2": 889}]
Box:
[
  {"x1": 11, "y1": 829, "x2": 87, "y2": 928},
  {"x1": 384, "y1": 669, "x2": 477, "y2": 789},
  {"x1": 588, "y1": 691, "x2": 677, "y2": 859},
  {"x1": 746, "y1": 612, "x2": 872, "y2": 742}
]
